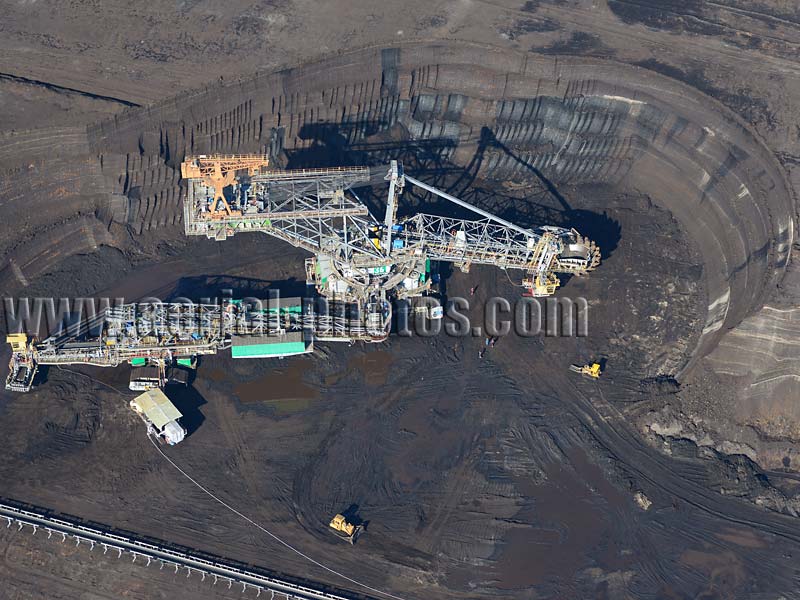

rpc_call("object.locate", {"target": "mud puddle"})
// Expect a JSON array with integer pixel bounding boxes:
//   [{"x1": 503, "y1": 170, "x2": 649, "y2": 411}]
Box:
[
  {"x1": 325, "y1": 350, "x2": 393, "y2": 387},
  {"x1": 234, "y1": 362, "x2": 318, "y2": 413}
]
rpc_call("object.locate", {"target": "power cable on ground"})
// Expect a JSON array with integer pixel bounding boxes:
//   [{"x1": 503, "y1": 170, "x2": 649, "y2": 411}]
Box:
[
  {"x1": 55, "y1": 366, "x2": 129, "y2": 396},
  {"x1": 58, "y1": 363, "x2": 410, "y2": 600},
  {"x1": 147, "y1": 436, "x2": 407, "y2": 600}
]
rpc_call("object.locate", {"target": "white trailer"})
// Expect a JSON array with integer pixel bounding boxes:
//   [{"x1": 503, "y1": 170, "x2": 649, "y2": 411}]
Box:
[{"x1": 130, "y1": 389, "x2": 186, "y2": 445}]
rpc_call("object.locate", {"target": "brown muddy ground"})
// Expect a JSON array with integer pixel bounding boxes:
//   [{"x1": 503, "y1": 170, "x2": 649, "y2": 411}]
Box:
[
  {"x1": 0, "y1": 177, "x2": 793, "y2": 599},
  {"x1": 2, "y1": 1, "x2": 800, "y2": 599}
]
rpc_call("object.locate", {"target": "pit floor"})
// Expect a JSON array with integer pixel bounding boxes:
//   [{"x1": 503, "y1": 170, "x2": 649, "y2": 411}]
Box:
[
  {"x1": 2, "y1": 176, "x2": 798, "y2": 599},
  {"x1": 4, "y1": 1, "x2": 800, "y2": 598}
]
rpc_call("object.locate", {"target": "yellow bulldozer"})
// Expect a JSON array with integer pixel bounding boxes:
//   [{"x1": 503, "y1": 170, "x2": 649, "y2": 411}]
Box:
[
  {"x1": 569, "y1": 362, "x2": 602, "y2": 379},
  {"x1": 329, "y1": 513, "x2": 363, "y2": 544}
]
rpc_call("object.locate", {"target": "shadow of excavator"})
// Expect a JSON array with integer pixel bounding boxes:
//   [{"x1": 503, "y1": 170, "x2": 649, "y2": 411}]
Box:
[{"x1": 283, "y1": 122, "x2": 620, "y2": 260}]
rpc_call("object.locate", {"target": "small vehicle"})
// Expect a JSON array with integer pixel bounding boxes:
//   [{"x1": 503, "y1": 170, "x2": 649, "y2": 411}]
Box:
[
  {"x1": 328, "y1": 513, "x2": 363, "y2": 544},
  {"x1": 569, "y1": 362, "x2": 602, "y2": 379}
]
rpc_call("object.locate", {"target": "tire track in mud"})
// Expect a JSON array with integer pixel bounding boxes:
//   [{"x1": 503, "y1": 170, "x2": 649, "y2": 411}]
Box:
[
  {"x1": 288, "y1": 340, "x2": 529, "y2": 584},
  {"x1": 578, "y1": 393, "x2": 794, "y2": 594},
  {"x1": 473, "y1": 0, "x2": 800, "y2": 73},
  {"x1": 606, "y1": 0, "x2": 800, "y2": 46},
  {"x1": 548, "y1": 370, "x2": 800, "y2": 543},
  {"x1": 148, "y1": 435, "x2": 408, "y2": 600},
  {"x1": 705, "y1": 1, "x2": 800, "y2": 28},
  {"x1": 485, "y1": 328, "x2": 800, "y2": 594}
]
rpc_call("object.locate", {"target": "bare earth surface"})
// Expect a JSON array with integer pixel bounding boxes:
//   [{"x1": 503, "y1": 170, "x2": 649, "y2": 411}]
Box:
[{"x1": 2, "y1": 1, "x2": 800, "y2": 598}]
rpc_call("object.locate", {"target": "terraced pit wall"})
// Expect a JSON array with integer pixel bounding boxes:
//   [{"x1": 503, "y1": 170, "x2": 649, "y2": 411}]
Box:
[{"x1": 1, "y1": 42, "x2": 793, "y2": 376}]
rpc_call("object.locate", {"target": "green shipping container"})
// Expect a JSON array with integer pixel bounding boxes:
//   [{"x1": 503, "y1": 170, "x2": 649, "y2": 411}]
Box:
[
  {"x1": 177, "y1": 358, "x2": 194, "y2": 367},
  {"x1": 265, "y1": 305, "x2": 303, "y2": 315},
  {"x1": 131, "y1": 357, "x2": 147, "y2": 367},
  {"x1": 231, "y1": 342, "x2": 308, "y2": 358}
]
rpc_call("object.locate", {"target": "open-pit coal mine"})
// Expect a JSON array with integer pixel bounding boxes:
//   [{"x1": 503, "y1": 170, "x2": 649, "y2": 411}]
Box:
[{"x1": 3, "y1": 13, "x2": 800, "y2": 600}]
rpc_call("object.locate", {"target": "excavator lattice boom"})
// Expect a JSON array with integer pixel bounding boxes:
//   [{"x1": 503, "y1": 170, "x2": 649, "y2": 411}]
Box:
[
  {"x1": 5, "y1": 156, "x2": 602, "y2": 394},
  {"x1": 182, "y1": 157, "x2": 601, "y2": 304}
]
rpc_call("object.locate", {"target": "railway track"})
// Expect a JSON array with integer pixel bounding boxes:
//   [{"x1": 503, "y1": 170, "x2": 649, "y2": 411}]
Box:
[{"x1": 0, "y1": 501, "x2": 367, "y2": 600}]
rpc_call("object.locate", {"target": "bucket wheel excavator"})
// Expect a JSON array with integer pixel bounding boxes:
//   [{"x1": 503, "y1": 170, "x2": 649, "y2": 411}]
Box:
[{"x1": 182, "y1": 158, "x2": 601, "y2": 304}]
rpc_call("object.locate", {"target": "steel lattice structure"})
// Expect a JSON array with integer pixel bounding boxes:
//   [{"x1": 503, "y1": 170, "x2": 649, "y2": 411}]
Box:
[
  {"x1": 6, "y1": 159, "x2": 601, "y2": 393},
  {"x1": 184, "y1": 158, "x2": 601, "y2": 301},
  {"x1": 184, "y1": 166, "x2": 372, "y2": 244},
  {"x1": 397, "y1": 214, "x2": 560, "y2": 273},
  {"x1": 29, "y1": 299, "x2": 381, "y2": 369}
]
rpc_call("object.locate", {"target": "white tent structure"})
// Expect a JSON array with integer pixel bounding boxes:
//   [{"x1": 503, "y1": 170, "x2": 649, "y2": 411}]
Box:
[{"x1": 130, "y1": 389, "x2": 186, "y2": 445}]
